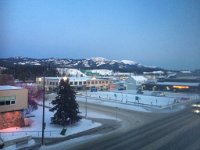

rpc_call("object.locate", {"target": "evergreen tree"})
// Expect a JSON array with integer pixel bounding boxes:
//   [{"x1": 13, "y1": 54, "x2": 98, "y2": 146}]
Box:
[{"x1": 49, "y1": 79, "x2": 81, "y2": 126}]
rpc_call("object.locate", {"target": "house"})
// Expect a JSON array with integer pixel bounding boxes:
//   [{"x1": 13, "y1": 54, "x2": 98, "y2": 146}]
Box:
[
  {"x1": 0, "y1": 86, "x2": 28, "y2": 129},
  {"x1": 142, "y1": 82, "x2": 200, "y2": 92},
  {"x1": 125, "y1": 75, "x2": 148, "y2": 90}
]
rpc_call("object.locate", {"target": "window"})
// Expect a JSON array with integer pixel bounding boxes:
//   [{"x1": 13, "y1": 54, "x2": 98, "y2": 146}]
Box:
[
  {"x1": 6, "y1": 101, "x2": 10, "y2": 105},
  {"x1": 0, "y1": 101, "x2": 5, "y2": 105},
  {"x1": 70, "y1": 82, "x2": 73, "y2": 85},
  {"x1": 87, "y1": 81, "x2": 90, "y2": 85},
  {"x1": 0, "y1": 95, "x2": 16, "y2": 106},
  {"x1": 83, "y1": 81, "x2": 86, "y2": 85},
  {"x1": 74, "y1": 82, "x2": 78, "y2": 85},
  {"x1": 11, "y1": 101, "x2": 15, "y2": 104},
  {"x1": 79, "y1": 82, "x2": 82, "y2": 85}
]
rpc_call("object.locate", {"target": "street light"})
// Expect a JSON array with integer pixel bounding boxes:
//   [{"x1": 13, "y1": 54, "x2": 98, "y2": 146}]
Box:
[
  {"x1": 85, "y1": 86, "x2": 88, "y2": 118},
  {"x1": 63, "y1": 76, "x2": 67, "y2": 81},
  {"x1": 41, "y1": 76, "x2": 46, "y2": 145}
]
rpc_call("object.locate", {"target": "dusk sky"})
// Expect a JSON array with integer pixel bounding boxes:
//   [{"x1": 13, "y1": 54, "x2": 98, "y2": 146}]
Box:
[{"x1": 0, "y1": 0, "x2": 200, "y2": 70}]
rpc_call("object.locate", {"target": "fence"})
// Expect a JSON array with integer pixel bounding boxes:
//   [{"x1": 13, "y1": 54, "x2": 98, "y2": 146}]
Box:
[{"x1": 0, "y1": 130, "x2": 59, "y2": 138}]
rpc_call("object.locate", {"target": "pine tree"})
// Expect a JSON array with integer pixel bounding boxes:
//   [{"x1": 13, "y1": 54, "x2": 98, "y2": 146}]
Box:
[{"x1": 49, "y1": 79, "x2": 81, "y2": 126}]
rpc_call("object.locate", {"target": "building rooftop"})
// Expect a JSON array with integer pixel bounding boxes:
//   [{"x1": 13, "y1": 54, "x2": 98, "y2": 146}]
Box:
[
  {"x1": 0, "y1": 85, "x2": 23, "y2": 91},
  {"x1": 156, "y1": 82, "x2": 200, "y2": 87},
  {"x1": 131, "y1": 75, "x2": 148, "y2": 82},
  {"x1": 39, "y1": 76, "x2": 109, "y2": 81}
]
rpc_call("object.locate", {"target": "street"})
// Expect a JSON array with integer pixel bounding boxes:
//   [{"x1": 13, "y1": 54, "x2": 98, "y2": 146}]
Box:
[
  {"x1": 69, "y1": 105, "x2": 200, "y2": 150},
  {"x1": 22, "y1": 102, "x2": 200, "y2": 150}
]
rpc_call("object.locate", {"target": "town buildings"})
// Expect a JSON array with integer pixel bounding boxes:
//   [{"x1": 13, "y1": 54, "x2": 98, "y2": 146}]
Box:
[{"x1": 36, "y1": 76, "x2": 112, "y2": 91}]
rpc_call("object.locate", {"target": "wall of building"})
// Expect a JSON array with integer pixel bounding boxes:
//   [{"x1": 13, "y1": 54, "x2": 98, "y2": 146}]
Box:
[
  {"x1": 36, "y1": 77, "x2": 112, "y2": 91},
  {"x1": 0, "y1": 89, "x2": 28, "y2": 113}
]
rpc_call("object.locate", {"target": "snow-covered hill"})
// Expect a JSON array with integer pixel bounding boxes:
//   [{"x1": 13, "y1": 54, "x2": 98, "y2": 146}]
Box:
[{"x1": 0, "y1": 57, "x2": 163, "y2": 73}]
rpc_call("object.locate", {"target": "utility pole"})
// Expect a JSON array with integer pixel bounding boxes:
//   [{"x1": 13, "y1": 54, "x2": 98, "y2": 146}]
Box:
[
  {"x1": 85, "y1": 86, "x2": 88, "y2": 118},
  {"x1": 41, "y1": 76, "x2": 46, "y2": 145}
]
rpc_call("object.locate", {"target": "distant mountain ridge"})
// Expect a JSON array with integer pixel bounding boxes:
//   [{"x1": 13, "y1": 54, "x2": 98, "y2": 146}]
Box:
[{"x1": 0, "y1": 57, "x2": 164, "y2": 73}]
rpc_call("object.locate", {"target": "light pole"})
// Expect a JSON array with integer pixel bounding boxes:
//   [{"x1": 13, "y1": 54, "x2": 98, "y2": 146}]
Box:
[
  {"x1": 85, "y1": 86, "x2": 88, "y2": 118},
  {"x1": 41, "y1": 76, "x2": 45, "y2": 145}
]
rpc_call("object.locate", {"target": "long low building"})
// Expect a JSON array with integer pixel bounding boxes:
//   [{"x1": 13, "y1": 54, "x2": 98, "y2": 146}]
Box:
[
  {"x1": 142, "y1": 81, "x2": 200, "y2": 93},
  {"x1": 0, "y1": 86, "x2": 28, "y2": 129},
  {"x1": 36, "y1": 76, "x2": 112, "y2": 91}
]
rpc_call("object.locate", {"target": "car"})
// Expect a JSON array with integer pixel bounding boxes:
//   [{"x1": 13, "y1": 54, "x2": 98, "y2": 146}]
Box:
[
  {"x1": 75, "y1": 92, "x2": 82, "y2": 95},
  {"x1": 192, "y1": 102, "x2": 200, "y2": 114},
  {"x1": 90, "y1": 86, "x2": 97, "y2": 92},
  {"x1": 192, "y1": 102, "x2": 200, "y2": 108}
]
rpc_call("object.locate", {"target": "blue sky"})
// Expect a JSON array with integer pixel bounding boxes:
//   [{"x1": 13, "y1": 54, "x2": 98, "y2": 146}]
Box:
[{"x1": 0, "y1": 0, "x2": 200, "y2": 70}]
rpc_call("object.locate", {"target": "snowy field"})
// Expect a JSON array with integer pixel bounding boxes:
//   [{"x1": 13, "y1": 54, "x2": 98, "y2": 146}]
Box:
[
  {"x1": 46, "y1": 90, "x2": 199, "y2": 113},
  {"x1": 77, "y1": 90, "x2": 199, "y2": 110}
]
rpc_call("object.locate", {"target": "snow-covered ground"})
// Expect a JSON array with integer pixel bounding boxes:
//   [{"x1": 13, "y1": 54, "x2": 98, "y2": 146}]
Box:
[
  {"x1": 83, "y1": 91, "x2": 174, "y2": 107},
  {"x1": 77, "y1": 90, "x2": 199, "y2": 110},
  {"x1": 0, "y1": 104, "x2": 106, "y2": 150},
  {"x1": 46, "y1": 90, "x2": 199, "y2": 113},
  {"x1": 0, "y1": 107, "x2": 101, "y2": 140}
]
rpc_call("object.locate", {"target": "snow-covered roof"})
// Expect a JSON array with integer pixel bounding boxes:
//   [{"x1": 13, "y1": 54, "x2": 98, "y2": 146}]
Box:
[
  {"x1": 56, "y1": 68, "x2": 87, "y2": 77},
  {"x1": 90, "y1": 69, "x2": 113, "y2": 76},
  {"x1": 143, "y1": 71, "x2": 164, "y2": 75},
  {"x1": 121, "y1": 60, "x2": 137, "y2": 65},
  {"x1": 131, "y1": 76, "x2": 148, "y2": 82},
  {"x1": 44, "y1": 77, "x2": 91, "y2": 81},
  {"x1": 156, "y1": 82, "x2": 200, "y2": 87},
  {"x1": 0, "y1": 85, "x2": 22, "y2": 91}
]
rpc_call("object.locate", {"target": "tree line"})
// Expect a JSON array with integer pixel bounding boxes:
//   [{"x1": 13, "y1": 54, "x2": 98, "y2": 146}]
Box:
[{"x1": 2, "y1": 65, "x2": 58, "y2": 82}]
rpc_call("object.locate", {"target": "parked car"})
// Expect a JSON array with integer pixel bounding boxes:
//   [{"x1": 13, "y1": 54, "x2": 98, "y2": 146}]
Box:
[
  {"x1": 75, "y1": 92, "x2": 82, "y2": 95},
  {"x1": 118, "y1": 83, "x2": 126, "y2": 90},
  {"x1": 90, "y1": 86, "x2": 97, "y2": 92}
]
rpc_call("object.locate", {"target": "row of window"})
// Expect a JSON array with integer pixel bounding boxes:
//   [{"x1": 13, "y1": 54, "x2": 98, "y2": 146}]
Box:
[
  {"x1": 0, "y1": 100, "x2": 16, "y2": 106},
  {"x1": 0, "y1": 96, "x2": 16, "y2": 106},
  {"x1": 43, "y1": 80, "x2": 110, "y2": 86}
]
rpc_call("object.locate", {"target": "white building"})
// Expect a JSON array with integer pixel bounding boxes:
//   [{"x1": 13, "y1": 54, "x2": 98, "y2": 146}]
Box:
[
  {"x1": 36, "y1": 76, "x2": 112, "y2": 91},
  {"x1": 124, "y1": 75, "x2": 148, "y2": 90}
]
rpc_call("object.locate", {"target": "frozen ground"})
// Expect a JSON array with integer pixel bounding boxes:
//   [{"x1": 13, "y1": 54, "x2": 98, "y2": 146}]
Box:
[
  {"x1": 77, "y1": 90, "x2": 199, "y2": 111},
  {"x1": 0, "y1": 107, "x2": 101, "y2": 139},
  {"x1": 0, "y1": 105, "x2": 106, "y2": 150}
]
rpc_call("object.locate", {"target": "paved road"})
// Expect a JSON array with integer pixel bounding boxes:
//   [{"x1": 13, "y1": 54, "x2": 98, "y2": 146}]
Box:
[
  {"x1": 68, "y1": 106, "x2": 200, "y2": 150},
  {"x1": 23, "y1": 102, "x2": 163, "y2": 150}
]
